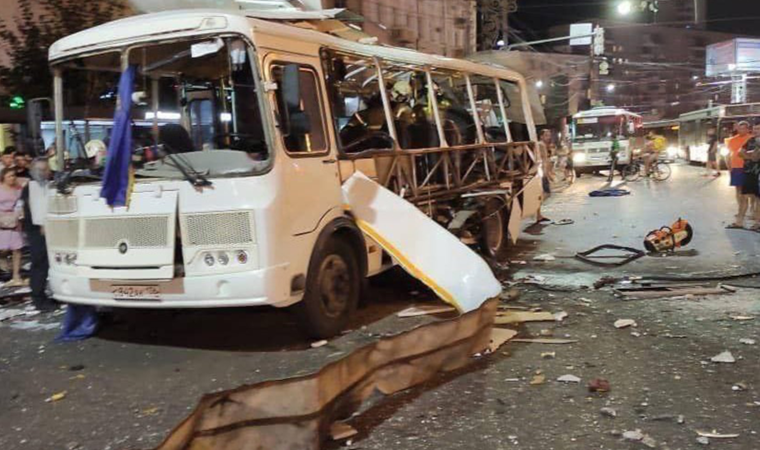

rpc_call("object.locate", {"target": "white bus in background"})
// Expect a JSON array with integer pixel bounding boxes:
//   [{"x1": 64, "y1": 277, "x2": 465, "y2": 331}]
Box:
[
  {"x1": 45, "y1": 7, "x2": 541, "y2": 338},
  {"x1": 678, "y1": 103, "x2": 760, "y2": 164},
  {"x1": 570, "y1": 107, "x2": 643, "y2": 174}
]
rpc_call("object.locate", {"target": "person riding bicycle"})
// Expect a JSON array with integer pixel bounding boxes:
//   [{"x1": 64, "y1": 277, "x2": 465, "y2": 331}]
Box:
[{"x1": 644, "y1": 131, "x2": 667, "y2": 176}]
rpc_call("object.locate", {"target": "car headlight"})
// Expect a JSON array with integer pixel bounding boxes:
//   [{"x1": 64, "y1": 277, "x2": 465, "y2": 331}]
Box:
[
  {"x1": 573, "y1": 153, "x2": 586, "y2": 163},
  {"x1": 719, "y1": 145, "x2": 729, "y2": 157}
]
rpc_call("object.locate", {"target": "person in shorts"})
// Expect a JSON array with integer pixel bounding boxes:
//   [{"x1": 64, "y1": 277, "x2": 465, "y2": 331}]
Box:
[{"x1": 725, "y1": 121, "x2": 753, "y2": 228}]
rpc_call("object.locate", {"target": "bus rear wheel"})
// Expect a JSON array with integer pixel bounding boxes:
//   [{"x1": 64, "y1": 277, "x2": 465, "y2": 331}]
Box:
[
  {"x1": 295, "y1": 237, "x2": 360, "y2": 339},
  {"x1": 479, "y1": 198, "x2": 510, "y2": 262}
]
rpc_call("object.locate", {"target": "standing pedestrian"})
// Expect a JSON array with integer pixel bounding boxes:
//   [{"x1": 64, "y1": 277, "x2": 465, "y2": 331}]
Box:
[
  {"x1": 726, "y1": 121, "x2": 753, "y2": 229},
  {"x1": 740, "y1": 124, "x2": 760, "y2": 230},
  {"x1": 0, "y1": 168, "x2": 26, "y2": 286},
  {"x1": 535, "y1": 129, "x2": 553, "y2": 224},
  {"x1": 704, "y1": 126, "x2": 720, "y2": 177},
  {"x1": 0, "y1": 147, "x2": 15, "y2": 171},
  {"x1": 21, "y1": 158, "x2": 55, "y2": 311}
]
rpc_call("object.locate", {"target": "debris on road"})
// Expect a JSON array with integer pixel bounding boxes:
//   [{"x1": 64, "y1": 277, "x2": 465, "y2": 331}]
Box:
[
  {"x1": 617, "y1": 285, "x2": 732, "y2": 300},
  {"x1": 553, "y1": 218, "x2": 574, "y2": 225},
  {"x1": 511, "y1": 338, "x2": 578, "y2": 344},
  {"x1": 45, "y1": 391, "x2": 67, "y2": 403},
  {"x1": 397, "y1": 305, "x2": 456, "y2": 317},
  {"x1": 494, "y1": 311, "x2": 555, "y2": 325},
  {"x1": 487, "y1": 328, "x2": 518, "y2": 353},
  {"x1": 330, "y1": 423, "x2": 358, "y2": 441},
  {"x1": 553, "y1": 311, "x2": 568, "y2": 322},
  {"x1": 739, "y1": 338, "x2": 756, "y2": 345},
  {"x1": 533, "y1": 253, "x2": 556, "y2": 262},
  {"x1": 0, "y1": 308, "x2": 26, "y2": 322},
  {"x1": 696, "y1": 430, "x2": 740, "y2": 439},
  {"x1": 310, "y1": 340, "x2": 329, "y2": 349},
  {"x1": 710, "y1": 351, "x2": 736, "y2": 364},
  {"x1": 575, "y1": 244, "x2": 645, "y2": 267},
  {"x1": 622, "y1": 430, "x2": 644, "y2": 442},
  {"x1": 696, "y1": 436, "x2": 710, "y2": 445},
  {"x1": 540, "y1": 352, "x2": 555, "y2": 359},
  {"x1": 600, "y1": 407, "x2": 617, "y2": 418},
  {"x1": 530, "y1": 374, "x2": 546, "y2": 385},
  {"x1": 588, "y1": 378, "x2": 611, "y2": 393},
  {"x1": 614, "y1": 319, "x2": 637, "y2": 329},
  {"x1": 730, "y1": 315, "x2": 754, "y2": 321},
  {"x1": 557, "y1": 374, "x2": 581, "y2": 383}
]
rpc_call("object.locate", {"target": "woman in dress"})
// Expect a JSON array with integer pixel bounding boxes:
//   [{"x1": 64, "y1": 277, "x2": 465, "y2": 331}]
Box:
[{"x1": 0, "y1": 168, "x2": 26, "y2": 286}]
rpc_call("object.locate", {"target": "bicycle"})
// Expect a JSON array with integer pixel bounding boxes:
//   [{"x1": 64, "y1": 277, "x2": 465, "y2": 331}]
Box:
[{"x1": 623, "y1": 157, "x2": 672, "y2": 182}]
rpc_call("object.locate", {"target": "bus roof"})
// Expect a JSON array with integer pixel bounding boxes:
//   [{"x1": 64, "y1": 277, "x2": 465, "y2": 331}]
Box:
[
  {"x1": 573, "y1": 107, "x2": 641, "y2": 119},
  {"x1": 48, "y1": 9, "x2": 528, "y2": 85},
  {"x1": 678, "y1": 102, "x2": 760, "y2": 122}
]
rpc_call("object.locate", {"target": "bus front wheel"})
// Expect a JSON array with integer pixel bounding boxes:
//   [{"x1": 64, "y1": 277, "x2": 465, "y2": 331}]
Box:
[{"x1": 295, "y1": 236, "x2": 361, "y2": 339}]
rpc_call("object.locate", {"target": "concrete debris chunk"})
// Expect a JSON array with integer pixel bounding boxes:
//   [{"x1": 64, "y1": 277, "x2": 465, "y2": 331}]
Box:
[
  {"x1": 739, "y1": 338, "x2": 756, "y2": 345},
  {"x1": 533, "y1": 253, "x2": 556, "y2": 262},
  {"x1": 622, "y1": 430, "x2": 644, "y2": 442},
  {"x1": 530, "y1": 374, "x2": 546, "y2": 386},
  {"x1": 710, "y1": 351, "x2": 736, "y2": 364},
  {"x1": 696, "y1": 436, "x2": 710, "y2": 445},
  {"x1": 614, "y1": 319, "x2": 637, "y2": 329},
  {"x1": 641, "y1": 435, "x2": 657, "y2": 448},
  {"x1": 600, "y1": 407, "x2": 617, "y2": 418},
  {"x1": 554, "y1": 311, "x2": 569, "y2": 322},
  {"x1": 557, "y1": 374, "x2": 581, "y2": 384}
]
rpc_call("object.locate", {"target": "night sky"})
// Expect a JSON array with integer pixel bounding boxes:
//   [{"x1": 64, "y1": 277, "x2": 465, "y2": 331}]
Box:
[{"x1": 510, "y1": 0, "x2": 760, "y2": 40}]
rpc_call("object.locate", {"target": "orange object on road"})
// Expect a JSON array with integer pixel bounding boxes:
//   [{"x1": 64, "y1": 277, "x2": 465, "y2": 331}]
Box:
[{"x1": 644, "y1": 218, "x2": 694, "y2": 253}]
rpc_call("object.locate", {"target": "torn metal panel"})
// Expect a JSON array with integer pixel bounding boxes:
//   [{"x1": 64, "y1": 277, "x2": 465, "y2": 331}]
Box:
[
  {"x1": 151, "y1": 300, "x2": 498, "y2": 450},
  {"x1": 342, "y1": 172, "x2": 501, "y2": 313}
]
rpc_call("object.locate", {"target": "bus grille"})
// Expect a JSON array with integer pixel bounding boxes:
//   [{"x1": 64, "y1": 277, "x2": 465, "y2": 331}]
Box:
[
  {"x1": 46, "y1": 219, "x2": 80, "y2": 249},
  {"x1": 182, "y1": 212, "x2": 254, "y2": 247},
  {"x1": 83, "y1": 216, "x2": 170, "y2": 248}
]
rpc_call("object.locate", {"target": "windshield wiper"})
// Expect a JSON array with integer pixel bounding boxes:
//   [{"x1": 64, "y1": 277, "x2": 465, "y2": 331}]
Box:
[{"x1": 165, "y1": 152, "x2": 212, "y2": 187}]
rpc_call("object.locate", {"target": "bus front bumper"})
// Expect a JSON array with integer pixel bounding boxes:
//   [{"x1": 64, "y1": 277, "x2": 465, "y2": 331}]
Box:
[{"x1": 50, "y1": 264, "x2": 296, "y2": 309}]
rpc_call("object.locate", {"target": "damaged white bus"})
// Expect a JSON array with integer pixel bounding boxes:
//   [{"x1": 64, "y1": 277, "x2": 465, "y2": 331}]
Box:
[{"x1": 46, "y1": 7, "x2": 541, "y2": 337}]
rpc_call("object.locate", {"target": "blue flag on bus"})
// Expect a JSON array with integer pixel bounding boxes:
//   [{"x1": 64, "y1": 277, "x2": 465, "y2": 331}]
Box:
[{"x1": 100, "y1": 65, "x2": 136, "y2": 207}]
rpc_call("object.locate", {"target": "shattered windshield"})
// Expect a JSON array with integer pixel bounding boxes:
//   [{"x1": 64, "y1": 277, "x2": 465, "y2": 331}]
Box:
[{"x1": 54, "y1": 36, "x2": 270, "y2": 179}]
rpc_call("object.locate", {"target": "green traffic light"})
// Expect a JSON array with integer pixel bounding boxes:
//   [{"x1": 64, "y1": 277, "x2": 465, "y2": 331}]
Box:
[{"x1": 8, "y1": 95, "x2": 25, "y2": 109}]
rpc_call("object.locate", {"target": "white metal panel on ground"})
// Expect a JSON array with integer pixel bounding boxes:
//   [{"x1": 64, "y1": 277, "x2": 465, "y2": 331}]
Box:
[{"x1": 342, "y1": 172, "x2": 501, "y2": 313}]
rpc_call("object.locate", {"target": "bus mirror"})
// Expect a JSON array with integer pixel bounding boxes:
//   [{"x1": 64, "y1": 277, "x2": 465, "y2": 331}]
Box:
[{"x1": 281, "y1": 64, "x2": 311, "y2": 136}]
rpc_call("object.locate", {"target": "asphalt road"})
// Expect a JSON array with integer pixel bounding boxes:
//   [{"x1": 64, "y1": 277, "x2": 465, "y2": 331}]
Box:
[{"x1": 1, "y1": 163, "x2": 759, "y2": 450}]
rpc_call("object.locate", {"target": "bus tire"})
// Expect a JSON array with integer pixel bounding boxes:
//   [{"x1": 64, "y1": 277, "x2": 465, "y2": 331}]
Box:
[
  {"x1": 479, "y1": 198, "x2": 510, "y2": 262},
  {"x1": 295, "y1": 236, "x2": 361, "y2": 339}
]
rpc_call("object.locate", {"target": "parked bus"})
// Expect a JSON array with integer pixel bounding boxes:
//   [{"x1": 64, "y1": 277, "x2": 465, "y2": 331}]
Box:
[
  {"x1": 45, "y1": 8, "x2": 541, "y2": 337},
  {"x1": 570, "y1": 107, "x2": 643, "y2": 174},
  {"x1": 678, "y1": 103, "x2": 760, "y2": 164}
]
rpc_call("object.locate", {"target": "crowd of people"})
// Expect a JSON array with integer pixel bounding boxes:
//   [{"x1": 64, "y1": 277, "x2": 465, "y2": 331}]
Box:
[
  {"x1": 0, "y1": 146, "x2": 54, "y2": 312},
  {"x1": 726, "y1": 121, "x2": 760, "y2": 230}
]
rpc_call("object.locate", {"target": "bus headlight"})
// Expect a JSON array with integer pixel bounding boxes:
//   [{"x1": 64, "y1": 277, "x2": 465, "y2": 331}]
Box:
[
  {"x1": 719, "y1": 145, "x2": 729, "y2": 157},
  {"x1": 573, "y1": 153, "x2": 586, "y2": 163}
]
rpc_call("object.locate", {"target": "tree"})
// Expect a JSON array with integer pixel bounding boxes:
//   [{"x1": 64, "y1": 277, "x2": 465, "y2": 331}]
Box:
[{"x1": 0, "y1": 0, "x2": 125, "y2": 103}]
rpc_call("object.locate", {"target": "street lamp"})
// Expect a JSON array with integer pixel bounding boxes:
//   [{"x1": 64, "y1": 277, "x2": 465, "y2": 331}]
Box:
[
  {"x1": 617, "y1": 1, "x2": 632, "y2": 16},
  {"x1": 535, "y1": 80, "x2": 544, "y2": 89},
  {"x1": 606, "y1": 83, "x2": 616, "y2": 93}
]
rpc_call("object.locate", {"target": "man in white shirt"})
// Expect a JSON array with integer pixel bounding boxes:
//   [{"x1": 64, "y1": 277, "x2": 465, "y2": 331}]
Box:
[{"x1": 21, "y1": 158, "x2": 55, "y2": 311}]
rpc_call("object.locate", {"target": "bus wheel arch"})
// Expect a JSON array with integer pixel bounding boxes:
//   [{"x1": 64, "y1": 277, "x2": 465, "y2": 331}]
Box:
[{"x1": 294, "y1": 217, "x2": 366, "y2": 339}]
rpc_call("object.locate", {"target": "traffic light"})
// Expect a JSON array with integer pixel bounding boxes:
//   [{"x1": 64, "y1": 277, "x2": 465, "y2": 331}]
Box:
[
  {"x1": 593, "y1": 26, "x2": 605, "y2": 56},
  {"x1": 8, "y1": 96, "x2": 25, "y2": 109}
]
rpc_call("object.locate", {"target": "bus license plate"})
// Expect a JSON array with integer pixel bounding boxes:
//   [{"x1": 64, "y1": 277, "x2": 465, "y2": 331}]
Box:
[{"x1": 112, "y1": 285, "x2": 162, "y2": 301}]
